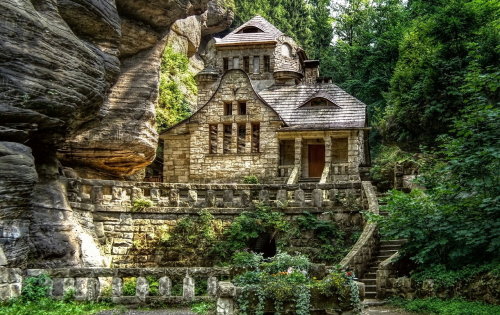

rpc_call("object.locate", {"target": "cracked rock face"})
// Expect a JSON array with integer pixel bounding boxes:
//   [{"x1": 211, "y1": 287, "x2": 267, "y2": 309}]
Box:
[{"x1": 0, "y1": 0, "x2": 232, "y2": 267}]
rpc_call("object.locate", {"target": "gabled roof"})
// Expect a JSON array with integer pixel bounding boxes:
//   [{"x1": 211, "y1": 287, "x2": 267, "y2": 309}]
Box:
[
  {"x1": 215, "y1": 16, "x2": 284, "y2": 46},
  {"x1": 258, "y1": 83, "x2": 367, "y2": 131}
]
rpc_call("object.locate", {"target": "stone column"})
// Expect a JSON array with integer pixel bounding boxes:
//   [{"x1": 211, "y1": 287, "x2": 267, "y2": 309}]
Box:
[
  {"x1": 324, "y1": 136, "x2": 332, "y2": 166},
  {"x1": 159, "y1": 276, "x2": 171, "y2": 296},
  {"x1": 245, "y1": 122, "x2": 252, "y2": 153},
  {"x1": 217, "y1": 282, "x2": 236, "y2": 315},
  {"x1": 294, "y1": 137, "x2": 302, "y2": 169},
  {"x1": 183, "y1": 275, "x2": 195, "y2": 301},
  {"x1": 231, "y1": 122, "x2": 238, "y2": 154},
  {"x1": 217, "y1": 123, "x2": 224, "y2": 154},
  {"x1": 348, "y1": 131, "x2": 360, "y2": 177}
]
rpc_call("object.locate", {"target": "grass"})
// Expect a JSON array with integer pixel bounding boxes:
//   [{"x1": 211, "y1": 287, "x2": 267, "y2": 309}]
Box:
[
  {"x1": 191, "y1": 301, "x2": 216, "y2": 314},
  {"x1": 390, "y1": 297, "x2": 500, "y2": 315},
  {"x1": 0, "y1": 298, "x2": 115, "y2": 315}
]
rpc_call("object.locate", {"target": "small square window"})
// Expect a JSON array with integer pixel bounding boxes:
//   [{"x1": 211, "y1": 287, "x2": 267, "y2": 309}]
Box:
[
  {"x1": 224, "y1": 102, "x2": 233, "y2": 115},
  {"x1": 238, "y1": 102, "x2": 247, "y2": 115},
  {"x1": 233, "y1": 57, "x2": 239, "y2": 69}
]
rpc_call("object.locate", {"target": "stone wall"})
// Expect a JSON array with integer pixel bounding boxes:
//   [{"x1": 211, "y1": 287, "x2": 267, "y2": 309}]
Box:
[
  {"x1": 162, "y1": 69, "x2": 284, "y2": 183},
  {"x1": 67, "y1": 178, "x2": 364, "y2": 267}
]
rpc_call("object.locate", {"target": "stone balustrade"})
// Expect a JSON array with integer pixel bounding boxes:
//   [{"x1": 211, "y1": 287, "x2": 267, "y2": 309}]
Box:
[
  {"x1": 5, "y1": 267, "x2": 230, "y2": 305},
  {"x1": 339, "y1": 181, "x2": 379, "y2": 278},
  {"x1": 67, "y1": 178, "x2": 362, "y2": 214}
]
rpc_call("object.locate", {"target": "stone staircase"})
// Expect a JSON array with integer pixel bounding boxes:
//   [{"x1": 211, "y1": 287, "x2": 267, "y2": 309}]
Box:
[{"x1": 360, "y1": 239, "x2": 404, "y2": 299}]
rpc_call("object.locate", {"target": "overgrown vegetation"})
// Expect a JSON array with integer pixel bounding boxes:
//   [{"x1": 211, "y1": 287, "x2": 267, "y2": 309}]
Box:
[
  {"x1": 131, "y1": 198, "x2": 153, "y2": 212},
  {"x1": 233, "y1": 252, "x2": 360, "y2": 314},
  {"x1": 156, "y1": 46, "x2": 196, "y2": 133},
  {"x1": 0, "y1": 275, "x2": 113, "y2": 315},
  {"x1": 389, "y1": 297, "x2": 500, "y2": 315},
  {"x1": 242, "y1": 175, "x2": 259, "y2": 184}
]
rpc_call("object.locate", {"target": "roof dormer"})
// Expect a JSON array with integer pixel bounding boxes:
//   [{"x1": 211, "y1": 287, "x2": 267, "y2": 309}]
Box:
[
  {"x1": 299, "y1": 91, "x2": 340, "y2": 109},
  {"x1": 237, "y1": 26, "x2": 264, "y2": 34}
]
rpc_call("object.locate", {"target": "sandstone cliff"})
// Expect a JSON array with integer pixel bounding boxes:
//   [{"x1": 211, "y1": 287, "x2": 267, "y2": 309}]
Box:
[{"x1": 0, "y1": 0, "x2": 233, "y2": 268}]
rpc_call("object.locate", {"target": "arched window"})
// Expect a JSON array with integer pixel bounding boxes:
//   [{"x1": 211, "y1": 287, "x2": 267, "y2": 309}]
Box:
[{"x1": 281, "y1": 43, "x2": 292, "y2": 57}]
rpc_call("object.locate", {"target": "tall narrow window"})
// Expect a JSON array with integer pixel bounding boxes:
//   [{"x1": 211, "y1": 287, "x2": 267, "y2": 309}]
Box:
[
  {"x1": 253, "y1": 56, "x2": 260, "y2": 73},
  {"x1": 237, "y1": 124, "x2": 246, "y2": 153},
  {"x1": 223, "y1": 58, "x2": 229, "y2": 72},
  {"x1": 243, "y1": 56, "x2": 250, "y2": 73},
  {"x1": 251, "y1": 123, "x2": 260, "y2": 153},
  {"x1": 233, "y1": 57, "x2": 239, "y2": 69},
  {"x1": 224, "y1": 102, "x2": 233, "y2": 115},
  {"x1": 264, "y1": 55, "x2": 270, "y2": 72},
  {"x1": 238, "y1": 102, "x2": 247, "y2": 115},
  {"x1": 209, "y1": 125, "x2": 218, "y2": 154},
  {"x1": 223, "y1": 124, "x2": 232, "y2": 154}
]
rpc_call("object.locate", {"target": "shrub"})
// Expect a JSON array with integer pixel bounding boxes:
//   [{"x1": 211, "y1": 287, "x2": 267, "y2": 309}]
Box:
[
  {"x1": 242, "y1": 175, "x2": 259, "y2": 184},
  {"x1": 21, "y1": 274, "x2": 50, "y2": 301},
  {"x1": 131, "y1": 198, "x2": 153, "y2": 212},
  {"x1": 390, "y1": 297, "x2": 500, "y2": 315}
]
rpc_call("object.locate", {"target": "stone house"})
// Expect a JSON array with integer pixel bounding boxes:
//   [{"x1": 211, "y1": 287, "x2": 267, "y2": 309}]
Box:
[{"x1": 160, "y1": 16, "x2": 370, "y2": 183}]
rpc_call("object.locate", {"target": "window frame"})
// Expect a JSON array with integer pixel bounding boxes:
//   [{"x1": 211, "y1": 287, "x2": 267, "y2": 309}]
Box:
[
  {"x1": 224, "y1": 102, "x2": 233, "y2": 116},
  {"x1": 238, "y1": 101, "x2": 247, "y2": 115}
]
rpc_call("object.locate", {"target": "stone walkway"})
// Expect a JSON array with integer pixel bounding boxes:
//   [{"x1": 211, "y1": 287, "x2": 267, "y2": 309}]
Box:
[{"x1": 363, "y1": 305, "x2": 417, "y2": 315}]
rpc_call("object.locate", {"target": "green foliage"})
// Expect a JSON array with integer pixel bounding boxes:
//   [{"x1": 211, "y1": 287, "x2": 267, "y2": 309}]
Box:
[
  {"x1": 160, "y1": 209, "x2": 224, "y2": 264},
  {"x1": 231, "y1": 251, "x2": 264, "y2": 269},
  {"x1": 156, "y1": 46, "x2": 196, "y2": 133},
  {"x1": 0, "y1": 298, "x2": 113, "y2": 315},
  {"x1": 410, "y1": 264, "x2": 500, "y2": 289},
  {"x1": 146, "y1": 276, "x2": 160, "y2": 296},
  {"x1": 191, "y1": 301, "x2": 216, "y2": 314},
  {"x1": 242, "y1": 175, "x2": 259, "y2": 184},
  {"x1": 370, "y1": 145, "x2": 422, "y2": 189},
  {"x1": 21, "y1": 274, "x2": 50, "y2": 301},
  {"x1": 122, "y1": 277, "x2": 137, "y2": 296},
  {"x1": 233, "y1": 253, "x2": 360, "y2": 314},
  {"x1": 390, "y1": 297, "x2": 500, "y2": 315},
  {"x1": 131, "y1": 198, "x2": 153, "y2": 212},
  {"x1": 233, "y1": 0, "x2": 332, "y2": 59}
]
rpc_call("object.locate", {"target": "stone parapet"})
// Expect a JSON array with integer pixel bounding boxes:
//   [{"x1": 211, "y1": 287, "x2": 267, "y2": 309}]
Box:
[{"x1": 339, "y1": 181, "x2": 379, "y2": 278}]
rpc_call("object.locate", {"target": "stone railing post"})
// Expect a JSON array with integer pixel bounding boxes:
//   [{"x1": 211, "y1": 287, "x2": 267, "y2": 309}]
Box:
[
  {"x1": 169, "y1": 189, "x2": 180, "y2": 207},
  {"x1": 187, "y1": 190, "x2": 198, "y2": 206},
  {"x1": 91, "y1": 186, "x2": 103, "y2": 204},
  {"x1": 312, "y1": 188, "x2": 323, "y2": 207},
  {"x1": 150, "y1": 188, "x2": 160, "y2": 201},
  {"x1": 136, "y1": 277, "x2": 149, "y2": 302},
  {"x1": 112, "y1": 186, "x2": 122, "y2": 201},
  {"x1": 223, "y1": 189, "x2": 233, "y2": 207},
  {"x1": 87, "y1": 278, "x2": 99, "y2": 301},
  {"x1": 240, "y1": 189, "x2": 251, "y2": 207},
  {"x1": 206, "y1": 189, "x2": 216, "y2": 207},
  {"x1": 259, "y1": 189, "x2": 269, "y2": 205},
  {"x1": 207, "y1": 276, "x2": 218, "y2": 297},
  {"x1": 131, "y1": 187, "x2": 143, "y2": 200},
  {"x1": 112, "y1": 277, "x2": 122, "y2": 298},
  {"x1": 294, "y1": 189, "x2": 305, "y2": 207},
  {"x1": 276, "y1": 189, "x2": 287, "y2": 207},
  {"x1": 183, "y1": 274, "x2": 195, "y2": 301},
  {"x1": 159, "y1": 276, "x2": 171, "y2": 296},
  {"x1": 216, "y1": 281, "x2": 236, "y2": 315}
]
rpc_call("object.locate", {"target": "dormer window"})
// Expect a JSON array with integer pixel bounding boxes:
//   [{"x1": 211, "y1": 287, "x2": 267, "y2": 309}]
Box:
[
  {"x1": 281, "y1": 43, "x2": 292, "y2": 57},
  {"x1": 301, "y1": 97, "x2": 338, "y2": 108},
  {"x1": 237, "y1": 26, "x2": 264, "y2": 33}
]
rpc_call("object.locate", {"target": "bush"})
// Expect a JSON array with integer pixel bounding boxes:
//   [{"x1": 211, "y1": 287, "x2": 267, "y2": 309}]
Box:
[
  {"x1": 21, "y1": 274, "x2": 50, "y2": 301},
  {"x1": 191, "y1": 301, "x2": 216, "y2": 314},
  {"x1": 242, "y1": 175, "x2": 259, "y2": 184},
  {"x1": 131, "y1": 198, "x2": 153, "y2": 212}
]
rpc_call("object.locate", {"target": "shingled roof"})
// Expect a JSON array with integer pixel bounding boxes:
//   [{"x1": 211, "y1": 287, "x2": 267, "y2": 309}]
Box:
[
  {"x1": 258, "y1": 83, "x2": 367, "y2": 130},
  {"x1": 215, "y1": 16, "x2": 284, "y2": 46}
]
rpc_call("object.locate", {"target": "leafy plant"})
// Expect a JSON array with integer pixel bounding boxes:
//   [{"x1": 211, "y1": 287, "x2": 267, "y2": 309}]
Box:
[
  {"x1": 191, "y1": 301, "x2": 216, "y2": 314},
  {"x1": 390, "y1": 297, "x2": 500, "y2": 315},
  {"x1": 21, "y1": 274, "x2": 50, "y2": 301},
  {"x1": 242, "y1": 175, "x2": 259, "y2": 184},
  {"x1": 122, "y1": 277, "x2": 136, "y2": 296},
  {"x1": 131, "y1": 198, "x2": 153, "y2": 212}
]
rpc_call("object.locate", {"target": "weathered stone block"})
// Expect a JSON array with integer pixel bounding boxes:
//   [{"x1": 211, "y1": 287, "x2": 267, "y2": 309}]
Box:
[
  {"x1": 240, "y1": 190, "x2": 251, "y2": 207},
  {"x1": 136, "y1": 277, "x2": 149, "y2": 301},
  {"x1": 207, "y1": 276, "x2": 218, "y2": 297},
  {"x1": 150, "y1": 188, "x2": 160, "y2": 201},
  {"x1": 187, "y1": 190, "x2": 198, "y2": 205},
  {"x1": 112, "y1": 277, "x2": 122, "y2": 297},
  {"x1": 223, "y1": 189, "x2": 233, "y2": 207},
  {"x1": 294, "y1": 189, "x2": 305, "y2": 206},
  {"x1": 159, "y1": 276, "x2": 171, "y2": 296},
  {"x1": 312, "y1": 189, "x2": 323, "y2": 207},
  {"x1": 169, "y1": 189, "x2": 180, "y2": 207},
  {"x1": 183, "y1": 275, "x2": 195, "y2": 300},
  {"x1": 206, "y1": 190, "x2": 216, "y2": 207},
  {"x1": 259, "y1": 189, "x2": 270, "y2": 204}
]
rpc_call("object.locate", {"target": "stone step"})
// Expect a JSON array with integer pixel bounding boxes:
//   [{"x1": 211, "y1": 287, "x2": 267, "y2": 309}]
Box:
[
  {"x1": 362, "y1": 299, "x2": 387, "y2": 306},
  {"x1": 365, "y1": 284, "x2": 377, "y2": 292},
  {"x1": 364, "y1": 272, "x2": 377, "y2": 278},
  {"x1": 365, "y1": 291, "x2": 377, "y2": 299},
  {"x1": 380, "y1": 239, "x2": 406, "y2": 245},
  {"x1": 360, "y1": 278, "x2": 376, "y2": 285},
  {"x1": 379, "y1": 249, "x2": 398, "y2": 256},
  {"x1": 379, "y1": 244, "x2": 401, "y2": 250}
]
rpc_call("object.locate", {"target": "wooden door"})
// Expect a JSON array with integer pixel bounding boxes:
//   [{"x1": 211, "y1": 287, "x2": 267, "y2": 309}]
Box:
[{"x1": 308, "y1": 144, "x2": 325, "y2": 178}]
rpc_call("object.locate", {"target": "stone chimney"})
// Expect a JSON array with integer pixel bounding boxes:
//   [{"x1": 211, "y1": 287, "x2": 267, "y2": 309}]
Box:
[
  {"x1": 304, "y1": 60, "x2": 320, "y2": 84},
  {"x1": 195, "y1": 66, "x2": 220, "y2": 108}
]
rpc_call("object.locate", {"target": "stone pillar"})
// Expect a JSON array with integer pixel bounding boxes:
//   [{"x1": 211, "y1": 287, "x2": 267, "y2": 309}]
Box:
[
  {"x1": 131, "y1": 187, "x2": 143, "y2": 200},
  {"x1": 169, "y1": 189, "x2": 180, "y2": 207},
  {"x1": 223, "y1": 189, "x2": 234, "y2": 207},
  {"x1": 324, "y1": 136, "x2": 332, "y2": 166},
  {"x1": 75, "y1": 278, "x2": 88, "y2": 301},
  {"x1": 187, "y1": 190, "x2": 197, "y2": 206},
  {"x1": 63, "y1": 278, "x2": 76, "y2": 296},
  {"x1": 240, "y1": 189, "x2": 251, "y2": 207},
  {"x1": 245, "y1": 122, "x2": 252, "y2": 153},
  {"x1": 150, "y1": 188, "x2": 160, "y2": 201},
  {"x1": 91, "y1": 186, "x2": 103, "y2": 204},
  {"x1": 206, "y1": 189, "x2": 216, "y2": 207},
  {"x1": 216, "y1": 282, "x2": 236, "y2": 315},
  {"x1": 183, "y1": 275, "x2": 195, "y2": 301},
  {"x1": 294, "y1": 189, "x2": 305, "y2": 207},
  {"x1": 217, "y1": 123, "x2": 224, "y2": 154},
  {"x1": 276, "y1": 189, "x2": 287, "y2": 208},
  {"x1": 112, "y1": 186, "x2": 122, "y2": 201},
  {"x1": 136, "y1": 277, "x2": 149, "y2": 302},
  {"x1": 87, "y1": 278, "x2": 99, "y2": 301},
  {"x1": 312, "y1": 189, "x2": 323, "y2": 207},
  {"x1": 159, "y1": 276, "x2": 171, "y2": 296},
  {"x1": 112, "y1": 277, "x2": 122, "y2": 297},
  {"x1": 259, "y1": 189, "x2": 269, "y2": 204},
  {"x1": 231, "y1": 122, "x2": 238, "y2": 154},
  {"x1": 207, "y1": 276, "x2": 218, "y2": 297},
  {"x1": 294, "y1": 137, "x2": 302, "y2": 171}
]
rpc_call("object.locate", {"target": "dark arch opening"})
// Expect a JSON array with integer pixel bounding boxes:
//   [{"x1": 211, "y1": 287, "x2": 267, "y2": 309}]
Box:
[
  {"x1": 238, "y1": 26, "x2": 264, "y2": 34},
  {"x1": 251, "y1": 232, "x2": 277, "y2": 258}
]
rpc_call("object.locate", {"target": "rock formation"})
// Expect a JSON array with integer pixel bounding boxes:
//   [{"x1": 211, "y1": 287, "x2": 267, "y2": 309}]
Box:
[{"x1": 0, "y1": 0, "x2": 233, "y2": 267}]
